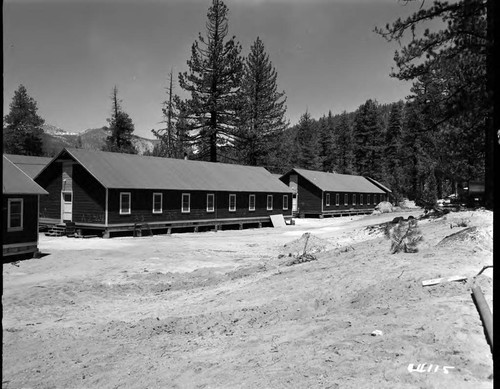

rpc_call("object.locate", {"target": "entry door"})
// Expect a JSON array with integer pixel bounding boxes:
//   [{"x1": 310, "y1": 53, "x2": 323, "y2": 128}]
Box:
[
  {"x1": 292, "y1": 194, "x2": 298, "y2": 212},
  {"x1": 62, "y1": 191, "x2": 73, "y2": 222}
]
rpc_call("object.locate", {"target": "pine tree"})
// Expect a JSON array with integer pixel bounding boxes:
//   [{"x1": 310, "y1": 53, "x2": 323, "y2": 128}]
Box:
[
  {"x1": 352, "y1": 99, "x2": 384, "y2": 179},
  {"x1": 375, "y1": 0, "x2": 494, "y2": 208},
  {"x1": 295, "y1": 111, "x2": 322, "y2": 170},
  {"x1": 178, "y1": 0, "x2": 243, "y2": 162},
  {"x1": 103, "y1": 86, "x2": 137, "y2": 154},
  {"x1": 335, "y1": 111, "x2": 355, "y2": 174},
  {"x1": 236, "y1": 37, "x2": 288, "y2": 167},
  {"x1": 318, "y1": 110, "x2": 336, "y2": 172},
  {"x1": 384, "y1": 101, "x2": 405, "y2": 201},
  {"x1": 3, "y1": 85, "x2": 45, "y2": 156}
]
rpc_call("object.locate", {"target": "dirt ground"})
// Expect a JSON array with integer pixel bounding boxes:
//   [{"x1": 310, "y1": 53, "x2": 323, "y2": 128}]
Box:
[{"x1": 2, "y1": 209, "x2": 493, "y2": 389}]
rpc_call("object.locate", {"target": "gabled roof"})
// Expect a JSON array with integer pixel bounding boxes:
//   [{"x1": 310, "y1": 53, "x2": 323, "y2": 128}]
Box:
[
  {"x1": 365, "y1": 177, "x2": 393, "y2": 193},
  {"x1": 285, "y1": 168, "x2": 385, "y2": 194},
  {"x1": 3, "y1": 156, "x2": 48, "y2": 195},
  {"x1": 37, "y1": 148, "x2": 292, "y2": 193},
  {"x1": 4, "y1": 154, "x2": 52, "y2": 179}
]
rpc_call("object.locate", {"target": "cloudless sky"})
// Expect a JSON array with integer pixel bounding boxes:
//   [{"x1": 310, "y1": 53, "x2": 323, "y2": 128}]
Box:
[{"x1": 3, "y1": 0, "x2": 422, "y2": 139}]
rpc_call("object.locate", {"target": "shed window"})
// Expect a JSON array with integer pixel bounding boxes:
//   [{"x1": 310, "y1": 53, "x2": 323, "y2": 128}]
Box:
[
  {"x1": 153, "y1": 193, "x2": 162, "y2": 214},
  {"x1": 207, "y1": 194, "x2": 215, "y2": 212},
  {"x1": 360, "y1": 194, "x2": 363, "y2": 205},
  {"x1": 182, "y1": 193, "x2": 190, "y2": 213},
  {"x1": 335, "y1": 194, "x2": 340, "y2": 206},
  {"x1": 8, "y1": 198, "x2": 23, "y2": 232},
  {"x1": 367, "y1": 194, "x2": 371, "y2": 205},
  {"x1": 326, "y1": 193, "x2": 330, "y2": 206},
  {"x1": 249, "y1": 194, "x2": 255, "y2": 211},
  {"x1": 267, "y1": 195, "x2": 273, "y2": 210},
  {"x1": 283, "y1": 195, "x2": 288, "y2": 210},
  {"x1": 228, "y1": 194, "x2": 236, "y2": 212},
  {"x1": 120, "y1": 193, "x2": 131, "y2": 215},
  {"x1": 353, "y1": 194, "x2": 356, "y2": 205},
  {"x1": 344, "y1": 194, "x2": 348, "y2": 206}
]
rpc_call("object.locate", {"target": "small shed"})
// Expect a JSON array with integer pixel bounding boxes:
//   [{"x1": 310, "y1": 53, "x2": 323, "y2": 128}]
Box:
[
  {"x1": 280, "y1": 168, "x2": 387, "y2": 217},
  {"x1": 35, "y1": 148, "x2": 293, "y2": 237},
  {"x1": 3, "y1": 155, "x2": 48, "y2": 259}
]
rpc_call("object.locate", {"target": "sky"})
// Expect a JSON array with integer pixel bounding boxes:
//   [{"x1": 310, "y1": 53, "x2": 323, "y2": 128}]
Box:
[{"x1": 3, "y1": 0, "x2": 422, "y2": 140}]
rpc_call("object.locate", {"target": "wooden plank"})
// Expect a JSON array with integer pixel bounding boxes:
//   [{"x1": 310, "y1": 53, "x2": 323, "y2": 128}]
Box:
[
  {"x1": 422, "y1": 275, "x2": 468, "y2": 287},
  {"x1": 270, "y1": 214, "x2": 286, "y2": 227}
]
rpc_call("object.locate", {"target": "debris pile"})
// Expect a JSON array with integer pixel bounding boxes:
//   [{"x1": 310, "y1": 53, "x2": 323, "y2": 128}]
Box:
[
  {"x1": 437, "y1": 226, "x2": 493, "y2": 252},
  {"x1": 385, "y1": 216, "x2": 422, "y2": 254},
  {"x1": 280, "y1": 232, "x2": 330, "y2": 266},
  {"x1": 373, "y1": 201, "x2": 394, "y2": 214}
]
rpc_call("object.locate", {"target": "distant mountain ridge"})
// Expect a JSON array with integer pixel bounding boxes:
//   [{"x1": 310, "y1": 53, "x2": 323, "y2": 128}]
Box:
[{"x1": 41, "y1": 124, "x2": 159, "y2": 156}]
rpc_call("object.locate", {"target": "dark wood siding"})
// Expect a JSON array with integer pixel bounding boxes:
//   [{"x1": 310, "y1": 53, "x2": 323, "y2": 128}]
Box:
[
  {"x1": 36, "y1": 162, "x2": 62, "y2": 220},
  {"x1": 2, "y1": 195, "x2": 39, "y2": 245},
  {"x1": 72, "y1": 165, "x2": 106, "y2": 224},
  {"x1": 107, "y1": 189, "x2": 292, "y2": 225},
  {"x1": 322, "y1": 191, "x2": 380, "y2": 211},
  {"x1": 296, "y1": 176, "x2": 322, "y2": 214}
]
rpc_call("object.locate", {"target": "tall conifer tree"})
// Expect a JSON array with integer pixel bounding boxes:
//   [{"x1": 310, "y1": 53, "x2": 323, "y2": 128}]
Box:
[
  {"x1": 178, "y1": 0, "x2": 243, "y2": 162},
  {"x1": 3, "y1": 85, "x2": 45, "y2": 156},
  {"x1": 103, "y1": 86, "x2": 137, "y2": 154},
  {"x1": 295, "y1": 111, "x2": 322, "y2": 170},
  {"x1": 237, "y1": 37, "x2": 287, "y2": 167}
]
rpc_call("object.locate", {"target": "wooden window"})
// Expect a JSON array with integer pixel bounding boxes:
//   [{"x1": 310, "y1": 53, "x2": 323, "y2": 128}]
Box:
[
  {"x1": 7, "y1": 198, "x2": 23, "y2": 232},
  {"x1": 267, "y1": 195, "x2": 273, "y2": 210},
  {"x1": 181, "y1": 193, "x2": 190, "y2": 213},
  {"x1": 120, "y1": 192, "x2": 131, "y2": 215},
  {"x1": 344, "y1": 194, "x2": 348, "y2": 206},
  {"x1": 374, "y1": 194, "x2": 378, "y2": 204},
  {"x1": 229, "y1": 194, "x2": 236, "y2": 211},
  {"x1": 283, "y1": 195, "x2": 288, "y2": 210},
  {"x1": 207, "y1": 193, "x2": 215, "y2": 212},
  {"x1": 353, "y1": 194, "x2": 356, "y2": 205},
  {"x1": 249, "y1": 194, "x2": 255, "y2": 211},
  {"x1": 326, "y1": 193, "x2": 330, "y2": 206},
  {"x1": 360, "y1": 194, "x2": 363, "y2": 205},
  {"x1": 153, "y1": 193, "x2": 162, "y2": 214},
  {"x1": 335, "y1": 194, "x2": 340, "y2": 206},
  {"x1": 367, "y1": 194, "x2": 371, "y2": 205}
]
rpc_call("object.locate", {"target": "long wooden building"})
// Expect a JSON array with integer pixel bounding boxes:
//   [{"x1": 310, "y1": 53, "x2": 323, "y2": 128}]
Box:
[
  {"x1": 3, "y1": 155, "x2": 48, "y2": 259},
  {"x1": 280, "y1": 168, "x2": 388, "y2": 217},
  {"x1": 35, "y1": 148, "x2": 293, "y2": 237}
]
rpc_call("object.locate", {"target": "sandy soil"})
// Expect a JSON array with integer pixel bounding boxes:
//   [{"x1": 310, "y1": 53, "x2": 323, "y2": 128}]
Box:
[{"x1": 2, "y1": 209, "x2": 493, "y2": 389}]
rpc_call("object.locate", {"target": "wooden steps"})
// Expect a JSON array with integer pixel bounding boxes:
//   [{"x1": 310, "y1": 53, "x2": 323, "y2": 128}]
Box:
[{"x1": 44, "y1": 222, "x2": 76, "y2": 237}]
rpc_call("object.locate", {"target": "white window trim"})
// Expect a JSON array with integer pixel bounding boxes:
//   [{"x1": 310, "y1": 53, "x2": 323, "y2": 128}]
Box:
[
  {"x1": 344, "y1": 194, "x2": 348, "y2": 206},
  {"x1": 283, "y1": 195, "x2": 288, "y2": 210},
  {"x1": 229, "y1": 194, "x2": 236, "y2": 212},
  {"x1": 7, "y1": 198, "x2": 24, "y2": 232},
  {"x1": 207, "y1": 193, "x2": 215, "y2": 213},
  {"x1": 326, "y1": 193, "x2": 330, "y2": 207},
  {"x1": 120, "y1": 192, "x2": 131, "y2": 215},
  {"x1": 249, "y1": 194, "x2": 256, "y2": 211},
  {"x1": 360, "y1": 194, "x2": 363, "y2": 205},
  {"x1": 335, "y1": 194, "x2": 340, "y2": 206},
  {"x1": 152, "y1": 193, "x2": 163, "y2": 214},
  {"x1": 367, "y1": 194, "x2": 371, "y2": 205},
  {"x1": 181, "y1": 193, "x2": 191, "y2": 213},
  {"x1": 353, "y1": 194, "x2": 356, "y2": 205},
  {"x1": 267, "y1": 195, "x2": 273, "y2": 211}
]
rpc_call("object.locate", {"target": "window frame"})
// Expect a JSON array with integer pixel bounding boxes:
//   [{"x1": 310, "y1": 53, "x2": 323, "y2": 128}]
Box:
[
  {"x1": 325, "y1": 193, "x2": 330, "y2": 207},
  {"x1": 360, "y1": 194, "x2": 363, "y2": 206},
  {"x1": 344, "y1": 194, "x2": 348, "y2": 206},
  {"x1": 181, "y1": 193, "x2": 191, "y2": 213},
  {"x1": 119, "y1": 192, "x2": 131, "y2": 215},
  {"x1": 7, "y1": 198, "x2": 24, "y2": 232},
  {"x1": 353, "y1": 194, "x2": 356, "y2": 205},
  {"x1": 367, "y1": 194, "x2": 371, "y2": 205},
  {"x1": 283, "y1": 195, "x2": 288, "y2": 210},
  {"x1": 335, "y1": 193, "x2": 340, "y2": 206},
  {"x1": 266, "y1": 194, "x2": 273, "y2": 211},
  {"x1": 249, "y1": 194, "x2": 256, "y2": 211},
  {"x1": 152, "y1": 192, "x2": 163, "y2": 214},
  {"x1": 229, "y1": 194, "x2": 236, "y2": 212},
  {"x1": 206, "y1": 193, "x2": 215, "y2": 213}
]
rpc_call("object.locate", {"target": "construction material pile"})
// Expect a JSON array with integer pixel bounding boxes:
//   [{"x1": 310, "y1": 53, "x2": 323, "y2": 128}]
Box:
[{"x1": 279, "y1": 232, "x2": 331, "y2": 266}]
